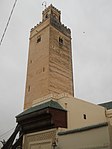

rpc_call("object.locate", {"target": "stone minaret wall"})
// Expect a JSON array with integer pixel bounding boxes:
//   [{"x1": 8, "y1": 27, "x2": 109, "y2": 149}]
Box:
[{"x1": 24, "y1": 5, "x2": 74, "y2": 109}]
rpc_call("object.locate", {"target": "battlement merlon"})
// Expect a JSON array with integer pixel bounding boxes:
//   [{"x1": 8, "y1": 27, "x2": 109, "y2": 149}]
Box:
[
  {"x1": 30, "y1": 4, "x2": 71, "y2": 37},
  {"x1": 30, "y1": 17, "x2": 71, "y2": 39},
  {"x1": 42, "y1": 4, "x2": 61, "y2": 15},
  {"x1": 42, "y1": 4, "x2": 61, "y2": 22},
  {"x1": 50, "y1": 16, "x2": 71, "y2": 36}
]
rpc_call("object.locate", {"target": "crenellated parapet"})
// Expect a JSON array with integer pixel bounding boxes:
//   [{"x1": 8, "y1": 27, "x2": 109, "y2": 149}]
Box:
[
  {"x1": 30, "y1": 4, "x2": 71, "y2": 37},
  {"x1": 50, "y1": 16, "x2": 71, "y2": 36},
  {"x1": 31, "y1": 17, "x2": 71, "y2": 37},
  {"x1": 42, "y1": 4, "x2": 61, "y2": 15}
]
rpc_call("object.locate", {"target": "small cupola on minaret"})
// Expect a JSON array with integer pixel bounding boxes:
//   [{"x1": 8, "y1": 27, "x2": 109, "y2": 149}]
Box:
[{"x1": 42, "y1": 4, "x2": 61, "y2": 22}]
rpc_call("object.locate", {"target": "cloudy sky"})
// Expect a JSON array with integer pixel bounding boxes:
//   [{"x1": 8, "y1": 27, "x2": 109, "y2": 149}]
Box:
[{"x1": 0, "y1": 0, "x2": 112, "y2": 143}]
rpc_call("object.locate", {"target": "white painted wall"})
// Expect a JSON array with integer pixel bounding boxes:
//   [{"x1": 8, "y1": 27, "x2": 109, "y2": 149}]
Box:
[
  {"x1": 58, "y1": 95, "x2": 107, "y2": 130},
  {"x1": 58, "y1": 125, "x2": 111, "y2": 149}
]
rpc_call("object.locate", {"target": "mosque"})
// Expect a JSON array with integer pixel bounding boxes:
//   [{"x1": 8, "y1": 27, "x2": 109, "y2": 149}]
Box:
[{"x1": 2, "y1": 4, "x2": 112, "y2": 149}]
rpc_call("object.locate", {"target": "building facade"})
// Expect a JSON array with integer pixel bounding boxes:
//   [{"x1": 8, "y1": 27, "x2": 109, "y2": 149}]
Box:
[
  {"x1": 24, "y1": 4, "x2": 74, "y2": 110},
  {"x1": 2, "y1": 4, "x2": 112, "y2": 149},
  {"x1": 18, "y1": 4, "x2": 112, "y2": 149}
]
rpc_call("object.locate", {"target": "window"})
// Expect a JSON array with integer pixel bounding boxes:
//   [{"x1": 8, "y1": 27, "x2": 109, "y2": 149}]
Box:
[
  {"x1": 65, "y1": 103, "x2": 67, "y2": 109},
  {"x1": 59, "y1": 37, "x2": 63, "y2": 45},
  {"x1": 28, "y1": 85, "x2": 30, "y2": 92},
  {"x1": 83, "y1": 114, "x2": 87, "y2": 119},
  {"x1": 43, "y1": 67, "x2": 45, "y2": 72},
  {"x1": 37, "y1": 36, "x2": 41, "y2": 43},
  {"x1": 45, "y1": 14, "x2": 48, "y2": 18},
  {"x1": 30, "y1": 60, "x2": 32, "y2": 64}
]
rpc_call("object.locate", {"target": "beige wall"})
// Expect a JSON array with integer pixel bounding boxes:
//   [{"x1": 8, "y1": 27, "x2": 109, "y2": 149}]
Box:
[
  {"x1": 28, "y1": 140, "x2": 52, "y2": 149},
  {"x1": 106, "y1": 109, "x2": 112, "y2": 148},
  {"x1": 49, "y1": 26, "x2": 74, "y2": 97},
  {"x1": 106, "y1": 109, "x2": 112, "y2": 125},
  {"x1": 23, "y1": 123, "x2": 111, "y2": 149},
  {"x1": 23, "y1": 129, "x2": 56, "y2": 149},
  {"x1": 24, "y1": 18, "x2": 74, "y2": 110},
  {"x1": 33, "y1": 94, "x2": 107, "y2": 130},
  {"x1": 23, "y1": 94, "x2": 112, "y2": 149},
  {"x1": 58, "y1": 125, "x2": 111, "y2": 149},
  {"x1": 58, "y1": 95, "x2": 107, "y2": 130},
  {"x1": 24, "y1": 19, "x2": 50, "y2": 109}
]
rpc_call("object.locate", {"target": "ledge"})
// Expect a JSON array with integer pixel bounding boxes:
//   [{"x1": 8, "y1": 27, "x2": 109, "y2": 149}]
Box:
[{"x1": 58, "y1": 122, "x2": 108, "y2": 136}]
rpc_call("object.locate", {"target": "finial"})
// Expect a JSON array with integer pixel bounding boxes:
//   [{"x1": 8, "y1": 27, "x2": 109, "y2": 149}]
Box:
[{"x1": 42, "y1": 1, "x2": 47, "y2": 9}]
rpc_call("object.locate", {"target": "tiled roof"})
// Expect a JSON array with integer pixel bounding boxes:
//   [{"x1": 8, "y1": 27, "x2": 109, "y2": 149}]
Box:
[
  {"x1": 99, "y1": 101, "x2": 112, "y2": 110},
  {"x1": 16, "y1": 100, "x2": 65, "y2": 118}
]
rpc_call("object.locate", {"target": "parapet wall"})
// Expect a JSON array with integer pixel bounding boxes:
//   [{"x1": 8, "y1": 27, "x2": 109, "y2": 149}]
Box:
[{"x1": 50, "y1": 16, "x2": 71, "y2": 37}]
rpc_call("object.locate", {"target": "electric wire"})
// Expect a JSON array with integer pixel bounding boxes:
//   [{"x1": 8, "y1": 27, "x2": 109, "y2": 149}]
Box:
[
  {"x1": 0, "y1": 127, "x2": 15, "y2": 139},
  {"x1": 0, "y1": 0, "x2": 18, "y2": 46}
]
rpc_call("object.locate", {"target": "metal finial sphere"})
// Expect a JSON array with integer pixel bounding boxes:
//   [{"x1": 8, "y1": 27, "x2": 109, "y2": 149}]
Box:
[{"x1": 42, "y1": 1, "x2": 47, "y2": 8}]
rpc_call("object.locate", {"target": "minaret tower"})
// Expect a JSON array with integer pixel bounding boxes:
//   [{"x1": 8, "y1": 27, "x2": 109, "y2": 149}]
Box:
[{"x1": 24, "y1": 4, "x2": 74, "y2": 109}]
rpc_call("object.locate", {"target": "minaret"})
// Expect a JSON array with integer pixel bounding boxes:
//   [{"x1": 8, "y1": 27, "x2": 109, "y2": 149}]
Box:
[{"x1": 24, "y1": 4, "x2": 74, "y2": 109}]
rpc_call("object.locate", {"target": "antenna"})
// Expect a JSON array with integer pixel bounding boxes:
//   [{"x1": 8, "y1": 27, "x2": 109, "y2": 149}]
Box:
[{"x1": 42, "y1": 1, "x2": 47, "y2": 9}]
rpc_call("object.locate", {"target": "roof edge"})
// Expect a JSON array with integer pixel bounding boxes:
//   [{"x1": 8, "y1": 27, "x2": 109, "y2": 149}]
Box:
[{"x1": 58, "y1": 122, "x2": 108, "y2": 136}]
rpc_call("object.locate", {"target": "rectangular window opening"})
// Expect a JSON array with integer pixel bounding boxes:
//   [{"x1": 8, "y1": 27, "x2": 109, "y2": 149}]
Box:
[
  {"x1": 28, "y1": 85, "x2": 30, "y2": 92},
  {"x1": 30, "y1": 60, "x2": 32, "y2": 64},
  {"x1": 83, "y1": 114, "x2": 87, "y2": 120},
  {"x1": 43, "y1": 67, "x2": 45, "y2": 72},
  {"x1": 37, "y1": 36, "x2": 41, "y2": 43},
  {"x1": 59, "y1": 37, "x2": 63, "y2": 45}
]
